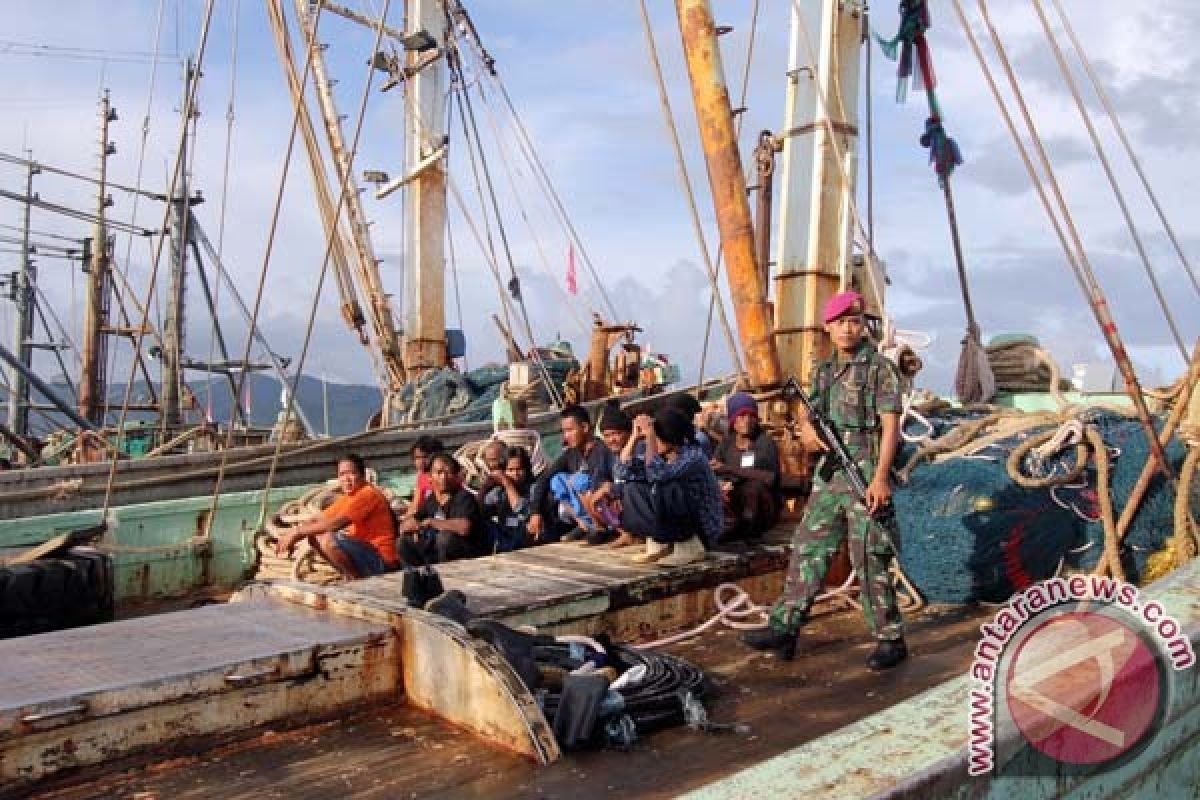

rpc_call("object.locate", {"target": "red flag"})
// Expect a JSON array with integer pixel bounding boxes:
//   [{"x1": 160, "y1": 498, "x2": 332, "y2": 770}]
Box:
[{"x1": 565, "y1": 242, "x2": 578, "y2": 296}]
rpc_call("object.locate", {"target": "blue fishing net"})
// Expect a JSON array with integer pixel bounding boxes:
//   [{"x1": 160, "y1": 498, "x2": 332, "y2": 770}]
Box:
[{"x1": 894, "y1": 409, "x2": 1191, "y2": 603}]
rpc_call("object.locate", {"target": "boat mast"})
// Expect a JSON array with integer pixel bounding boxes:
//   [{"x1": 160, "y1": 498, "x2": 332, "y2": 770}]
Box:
[
  {"x1": 160, "y1": 60, "x2": 200, "y2": 428},
  {"x1": 676, "y1": 0, "x2": 781, "y2": 391},
  {"x1": 291, "y1": 0, "x2": 407, "y2": 392},
  {"x1": 5, "y1": 154, "x2": 38, "y2": 436},
  {"x1": 773, "y1": 0, "x2": 864, "y2": 384},
  {"x1": 400, "y1": 0, "x2": 449, "y2": 380},
  {"x1": 79, "y1": 91, "x2": 117, "y2": 426}
]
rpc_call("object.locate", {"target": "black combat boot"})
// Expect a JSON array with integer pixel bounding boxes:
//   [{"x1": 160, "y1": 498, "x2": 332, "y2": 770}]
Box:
[
  {"x1": 740, "y1": 606, "x2": 805, "y2": 660},
  {"x1": 866, "y1": 638, "x2": 907, "y2": 670},
  {"x1": 424, "y1": 589, "x2": 472, "y2": 626},
  {"x1": 740, "y1": 627, "x2": 798, "y2": 661}
]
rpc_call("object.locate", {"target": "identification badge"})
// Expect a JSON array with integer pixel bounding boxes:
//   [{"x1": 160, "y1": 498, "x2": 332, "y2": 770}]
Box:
[
  {"x1": 740, "y1": 452, "x2": 756, "y2": 468},
  {"x1": 505, "y1": 518, "x2": 520, "y2": 528},
  {"x1": 434, "y1": 510, "x2": 447, "y2": 521}
]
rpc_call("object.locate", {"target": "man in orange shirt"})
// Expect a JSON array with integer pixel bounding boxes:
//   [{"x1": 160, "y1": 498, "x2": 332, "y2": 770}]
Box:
[{"x1": 275, "y1": 454, "x2": 398, "y2": 578}]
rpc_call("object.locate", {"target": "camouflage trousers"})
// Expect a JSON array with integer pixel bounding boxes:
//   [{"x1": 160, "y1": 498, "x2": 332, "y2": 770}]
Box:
[{"x1": 770, "y1": 471, "x2": 904, "y2": 641}]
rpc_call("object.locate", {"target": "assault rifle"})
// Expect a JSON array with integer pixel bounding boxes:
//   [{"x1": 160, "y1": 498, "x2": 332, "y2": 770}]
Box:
[{"x1": 782, "y1": 376, "x2": 896, "y2": 527}]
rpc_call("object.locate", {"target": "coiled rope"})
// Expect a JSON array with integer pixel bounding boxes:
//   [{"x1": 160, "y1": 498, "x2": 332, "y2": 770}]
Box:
[
  {"x1": 636, "y1": 568, "x2": 925, "y2": 650},
  {"x1": 252, "y1": 475, "x2": 405, "y2": 584}
]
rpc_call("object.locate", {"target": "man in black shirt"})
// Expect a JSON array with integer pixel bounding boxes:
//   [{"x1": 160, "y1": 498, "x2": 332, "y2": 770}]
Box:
[
  {"x1": 398, "y1": 453, "x2": 486, "y2": 564},
  {"x1": 528, "y1": 405, "x2": 615, "y2": 542}
]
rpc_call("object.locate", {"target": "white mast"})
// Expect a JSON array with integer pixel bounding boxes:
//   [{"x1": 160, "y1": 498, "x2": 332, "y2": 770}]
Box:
[
  {"x1": 773, "y1": 0, "x2": 864, "y2": 383},
  {"x1": 400, "y1": 0, "x2": 449, "y2": 378}
]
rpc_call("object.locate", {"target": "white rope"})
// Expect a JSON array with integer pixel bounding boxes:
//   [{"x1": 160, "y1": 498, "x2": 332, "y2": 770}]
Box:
[
  {"x1": 901, "y1": 392, "x2": 935, "y2": 445},
  {"x1": 637, "y1": 576, "x2": 861, "y2": 649}
]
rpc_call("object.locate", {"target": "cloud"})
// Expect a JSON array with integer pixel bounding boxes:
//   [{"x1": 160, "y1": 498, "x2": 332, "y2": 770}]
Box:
[{"x1": 1, "y1": 0, "x2": 1196, "y2": 409}]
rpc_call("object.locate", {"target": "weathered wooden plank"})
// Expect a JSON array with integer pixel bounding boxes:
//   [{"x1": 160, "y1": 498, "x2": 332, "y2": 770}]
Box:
[{"x1": 502, "y1": 546, "x2": 658, "y2": 582}]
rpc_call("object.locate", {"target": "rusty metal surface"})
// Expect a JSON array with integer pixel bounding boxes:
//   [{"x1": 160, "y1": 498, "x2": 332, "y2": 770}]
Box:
[
  {"x1": 676, "y1": 0, "x2": 781, "y2": 389},
  {"x1": 0, "y1": 598, "x2": 389, "y2": 722}
]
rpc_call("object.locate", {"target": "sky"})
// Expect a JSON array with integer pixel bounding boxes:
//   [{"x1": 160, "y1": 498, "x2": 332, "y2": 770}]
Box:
[{"x1": 1, "y1": 0, "x2": 1197, "y2": 408}]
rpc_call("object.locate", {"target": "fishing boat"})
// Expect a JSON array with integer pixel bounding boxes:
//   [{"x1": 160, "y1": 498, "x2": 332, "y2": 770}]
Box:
[
  {"x1": 0, "y1": 0, "x2": 708, "y2": 620},
  {"x1": 0, "y1": 0, "x2": 1196, "y2": 797}
]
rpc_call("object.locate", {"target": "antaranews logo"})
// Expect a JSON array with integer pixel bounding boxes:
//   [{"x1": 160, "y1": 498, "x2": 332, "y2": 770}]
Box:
[{"x1": 966, "y1": 575, "x2": 1194, "y2": 777}]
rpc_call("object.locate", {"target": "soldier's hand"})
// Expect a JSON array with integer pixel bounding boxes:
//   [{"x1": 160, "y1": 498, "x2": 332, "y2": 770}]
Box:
[{"x1": 866, "y1": 477, "x2": 892, "y2": 515}]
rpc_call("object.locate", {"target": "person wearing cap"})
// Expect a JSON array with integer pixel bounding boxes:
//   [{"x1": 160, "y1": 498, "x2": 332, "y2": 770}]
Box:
[
  {"x1": 712, "y1": 391, "x2": 781, "y2": 541},
  {"x1": 618, "y1": 408, "x2": 722, "y2": 567},
  {"x1": 741, "y1": 290, "x2": 907, "y2": 670}
]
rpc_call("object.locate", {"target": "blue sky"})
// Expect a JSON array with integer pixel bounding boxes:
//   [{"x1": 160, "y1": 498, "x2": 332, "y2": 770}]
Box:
[{"x1": 1, "y1": 0, "x2": 1196, "y2": 399}]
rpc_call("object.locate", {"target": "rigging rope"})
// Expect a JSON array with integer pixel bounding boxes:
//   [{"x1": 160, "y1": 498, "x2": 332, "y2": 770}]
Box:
[
  {"x1": 464, "y1": 47, "x2": 589, "y2": 336},
  {"x1": 206, "y1": 0, "x2": 243, "y2": 426},
  {"x1": 950, "y1": 0, "x2": 1174, "y2": 481},
  {"x1": 99, "y1": 0, "x2": 218, "y2": 519},
  {"x1": 254, "y1": 0, "x2": 396, "y2": 529},
  {"x1": 439, "y1": 43, "x2": 562, "y2": 408},
  {"x1": 1047, "y1": 0, "x2": 1200, "y2": 300},
  {"x1": 108, "y1": 0, "x2": 170, "y2": 423},
  {"x1": 197, "y1": 0, "x2": 328, "y2": 532},
  {"x1": 446, "y1": 219, "x2": 467, "y2": 372},
  {"x1": 450, "y1": 9, "x2": 620, "y2": 322},
  {"x1": 636, "y1": 0, "x2": 746, "y2": 384},
  {"x1": 451, "y1": 50, "x2": 545, "y2": 366},
  {"x1": 1029, "y1": 0, "x2": 1188, "y2": 363},
  {"x1": 448, "y1": 59, "x2": 516, "y2": 344}
]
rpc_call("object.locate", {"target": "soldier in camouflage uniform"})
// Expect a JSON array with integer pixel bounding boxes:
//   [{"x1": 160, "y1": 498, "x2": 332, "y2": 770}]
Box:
[{"x1": 742, "y1": 290, "x2": 908, "y2": 669}]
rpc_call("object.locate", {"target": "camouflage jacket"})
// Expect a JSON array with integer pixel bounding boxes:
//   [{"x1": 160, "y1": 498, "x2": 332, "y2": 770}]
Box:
[{"x1": 808, "y1": 340, "x2": 901, "y2": 464}]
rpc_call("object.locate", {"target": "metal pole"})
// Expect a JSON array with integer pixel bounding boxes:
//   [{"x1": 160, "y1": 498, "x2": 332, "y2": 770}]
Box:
[
  {"x1": 189, "y1": 214, "x2": 319, "y2": 435},
  {"x1": 80, "y1": 91, "x2": 116, "y2": 425},
  {"x1": 187, "y1": 237, "x2": 246, "y2": 426},
  {"x1": 676, "y1": 0, "x2": 782, "y2": 389},
  {"x1": 322, "y1": 372, "x2": 330, "y2": 436},
  {"x1": 6, "y1": 156, "x2": 38, "y2": 436},
  {"x1": 753, "y1": 130, "x2": 776, "y2": 291},
  {"x1": 0, "y1": 343, "x2": 96, "y2": 431},
  {"x1": 160, "y1": 60, "x2": 196, "y2": 428}
]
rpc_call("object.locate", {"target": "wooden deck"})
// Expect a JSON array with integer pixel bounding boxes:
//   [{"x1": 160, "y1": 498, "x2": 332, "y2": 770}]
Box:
[
  {"x1": 309, "y1": 533, "x2": 795, "y2": 638},
  {"x1": 26, "y1": 603, "x2": 993, "y2": 799},
  {"x1": 7, "y1": 519, "x2": 963, "y2": 799}
]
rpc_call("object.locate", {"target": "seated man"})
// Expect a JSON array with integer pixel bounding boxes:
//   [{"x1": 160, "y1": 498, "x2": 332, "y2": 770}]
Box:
[
  {"x1": 275, "y1": 454, "x2": 398, "y2": 579},
  {"x1": 481, "y1": 446, "x2": 535, "y2": 552},
  {"x1": 581, "y1": 402, "x2": 635, "y2": 546},
  {"x1": 462, "y1": 438, "x2": 510, "y2": 493},
  {"x1": 398, "y1": 453, "x2": 486, "y2": 565},
  {"x1": 712, "y1": 391, "x2": 781, "y2": 540},
  {"x1": 410, "y1": 435, "x2": 445, "y2": 507},
  {"x1": 620, "y1": 409, "x2": 723, "y2": 567},
  {"x1": 528, "y1": 404, "x2": 615, "y2": 543},
  {"x1": 600, "y1": 404, "x2": 648, "y2": 550}
]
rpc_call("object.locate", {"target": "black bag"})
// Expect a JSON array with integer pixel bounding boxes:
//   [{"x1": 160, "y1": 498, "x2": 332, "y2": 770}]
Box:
[{"x1": 401, "y1": 565, "x2": 444, "y2": 609}]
